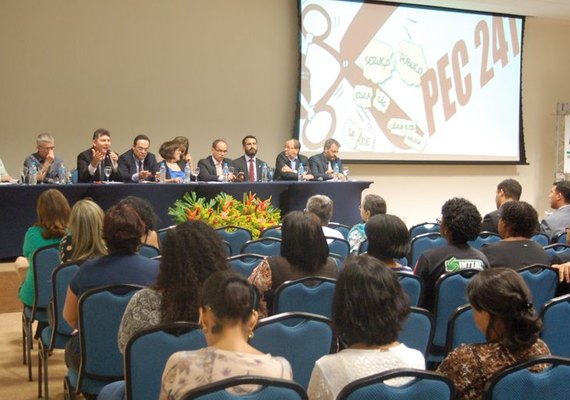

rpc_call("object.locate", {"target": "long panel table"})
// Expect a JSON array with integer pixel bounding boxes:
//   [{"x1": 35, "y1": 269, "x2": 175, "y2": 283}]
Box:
[{"x1": 0, "y1": 180, "x2": 372, "y2": 259}]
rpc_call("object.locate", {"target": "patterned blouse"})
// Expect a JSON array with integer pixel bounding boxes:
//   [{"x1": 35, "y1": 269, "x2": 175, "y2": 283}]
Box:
[
  {"x1": 436, "y1": 339, "x2": 550, "y2": 400},
  {"x1": 159, "y1": 347, "x2": 293, "y2": 400}
]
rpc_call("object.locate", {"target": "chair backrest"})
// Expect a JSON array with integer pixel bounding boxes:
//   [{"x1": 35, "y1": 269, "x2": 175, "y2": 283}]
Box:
[
  {"x1": 250, "y1": 312, "x2": 334, "y2": 389},
  {"x1": 261, "y1": 225, "x2": 283, "y2": 239},
  {"x1": 409, "y1": 222, "x2": 441, "y2": 239},
  {"x1": 181, "y1": 376, "x2": 308, "y2": 400},
  {"x1": 483, "y1": 356, "x2": 570, "y2": 400},
  {"x1": 432, "y1": 269, "x2": 480, "y2": 351},
  {"x1": 445, "y1": 304, "x2": 485, "y2": 354},
  {"x1": 398, "y1": 307, "x2": 433, "y2": 357},
  {"x1": 326, "y1": 237, "x2": 350, "y2": 261},
  {"x1": 397, "y1": 272, "x2": 423, "y2": 307},
  {"x1": 409, "y1": 233, "x2": 447, "y2": 267},
  {"x1": 216, "y1": 226, "x2": 253, "y2": 256},
  {"x1": 328, "y1": 222, "x2": 350, "y2": 240},
  {"x1": 273, "y1": 277, "x2": 337, "y2": 318},
  {"x1": 543, "y1": 243, "x2": 570, "y2": 262},
  {"x1": 531, "y1": 232, "x2": 550, "y2": 246},
  {"x1": 76, "y1": 285, "x2": 143, "y2": 390},
  {"x1": 240, "y1": 238, "x2": 282, "y2": 257},
  {"x1": 227, "y1": 254, "x2": 266, "y2": 278},
  {"x1": 50, "y1": 262, "x2": 81, "y2": 341},
  {"x1": 125, "y1": 322, "x2": 207, "y2": 400},
  {"x1": 337, "y1": 368, "x2": 455, "y2": 400},
  {"x1": 157, "y1": 225, "x2": 176, "y2": 245},
  {"x1": 32, "y1": 244, "x2": 62, "y2": 313},
  {"x1": 139, "y1": 244, "x2": 160, "y2": 258},
  {"x1": 468, "y1": 231, "x2": 501, "y2": 250},
  {"x1": 541, "y1": 294, "x2": 570, "y2": 357},
  {"x1": 517, "y1": 264, "x2": 558, "y2": 312},
  {"x1": 358, "y1": 240, "x2": 368, "y2": 254},
  {"x1": 551, "y1": 231, "x2": 568, "y2": 245}
]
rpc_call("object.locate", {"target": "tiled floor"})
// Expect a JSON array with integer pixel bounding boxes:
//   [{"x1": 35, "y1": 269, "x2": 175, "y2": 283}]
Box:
[{"x1": 0, "y1": 262, "x2": 25, "y2": 313}]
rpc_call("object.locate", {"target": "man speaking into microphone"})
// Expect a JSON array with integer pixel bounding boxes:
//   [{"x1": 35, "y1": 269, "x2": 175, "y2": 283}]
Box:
[{"x1": 77, "y1": 128, "x2": 121, "y2": 182}]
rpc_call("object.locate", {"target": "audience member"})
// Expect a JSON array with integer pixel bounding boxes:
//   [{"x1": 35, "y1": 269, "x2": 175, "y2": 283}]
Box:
[
  {"x1": 18, "y1": 189, "x2": 71, "y2": 307},
  {"x1": 248, "y1": 210, "x2": 338, "y2": 316},
  {"x1": 366, "y1": 214, "x2": 411, "y2": 272},
  {"x1": 59, "y1": 199, "x2": 107, "y2": 263},
  {"x1": 540, "y1": 181, "x2": 570, "y2": 239},
  {"x1": 414, "y1": 198, "x2": 488, "y2": 311},
  {"x1": 197, "y1": 139, "x2": 235, "y2": 182},
  {"x1": 24, "y1": 133, "x2": 65, "y2": 183},
  {"x1": 307, "y1": 255, "x2": 425, "y2": 400},
  {"x1": 481, "y1": 201, "x2": 551, "y2": 269},
  {"x1": 159, "y1": 271, "x2": 292, "y2": 400},
  {"x1": 172, "y1": 136, "x2": 193, "y2": 170},
  {"x1": 77, "y1": 128, "x2": 121, "y2": 183},
  {"x1": 348, "y1": 194, "x2": 387, "y2": 253},
  {"x1": 117, "y1": 220, "x2": 229, "y2": 353},
  {"x1": 232, "y1": 135, "x2": 267, "y2": 182},
  {"x1": 0, "y1": 157, "x2": 13, "y2": 181},
  {"x1": 274, "y1": 138, "x2": 314, "y2": 181},
  {"x1": 118, "y1": 196, "x2": 160, "y2": 249},
  {"x1": 481, "y1": 178, "x2": 522, "y2": 234},
  {"x1": 306, "y1": 194, "x2": 344, "y2": 241},
  {"x1": 309, "y1": 138, "x2": 345, "y2": 181},
  {"x1": 158, "y1": 140, "x2": 184, "y2": 183},
  {"x1": 62, "y1": 203, "x2": 160, "y2": 370},
  {"x1": 437, "y1": 268, "x2": 550, "y2": 400},
  {"x1": 118, "y1": 134, "x2": 159, "y2": 182}
]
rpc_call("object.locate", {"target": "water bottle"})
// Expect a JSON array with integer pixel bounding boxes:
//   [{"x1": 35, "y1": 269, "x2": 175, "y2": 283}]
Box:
[
  {"x1": 184, "y1": 162, "x2": 191, "y2": 183},
  {"x1": 158, "y1": 163, "x2": 166, "y2": 183},
  {"x1": 28, "y1": 164, "x2": 37, "y2": 185},
  {"x1": 333, "y1": 162, "x2": 340, "y2": 182},
  {"x1": 222, "y1": 163, "x2": 229, "y2": 182},
  {"x1": 261, "y1": 163, "x2": 269, "y2": 182},
  {"x1": 297, "y1": 163, "x2": 305, "y2": 181},
  {"x1": 58, "y1": 164, "x2": 67, "y2": 185}
]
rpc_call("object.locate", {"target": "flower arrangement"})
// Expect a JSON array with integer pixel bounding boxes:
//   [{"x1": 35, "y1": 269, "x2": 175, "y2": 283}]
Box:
[{"x1": 168, "y1": 191, "x2": 281, "y2": 239}]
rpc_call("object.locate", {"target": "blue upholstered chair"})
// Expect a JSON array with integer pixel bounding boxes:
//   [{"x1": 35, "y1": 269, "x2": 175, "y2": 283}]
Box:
[
  {"x1": 216, "y1": 226, "x2": 252, "y2": 256},
  {"x1": 445, "y1": 304, "x2": 485, "y2": 354},
  {"x1": 409, "y1": 222, "x2": 441, "y2": 239},
  {"x1": 240, "y1": 238, "x2": 282, "y2": 257},
  {"x1": 409, "y1": 233, "x2": 447, "y2": 267},
  {"x1": 273, "y1": 277, "x2": 337, "y2": 318},
  {"x1": 468, "y1": 231, "x2": 501, "y2": 250},
  {"x1": 517, "y1": 264, "x2": 558, "y2": 312},
  {"x1": 261, "y1": 225, "x2": 283, "y2": 239},
  {"x1": 541, "y1": 294, "x2": 570, "y2": 357},
  {"x1": 327, "y1": 237, "x2": 351, "y2": 261},
  {"x1": 227, "y1": 253, "x2": 266, "y2": 278},
  {"x1": 139, "y1": 244, "x2": 160, "y2": 258},
  {"x1": 398, "y1": 307, "x2": 434, "y2": 357},
  {"x1": 397, "y1": 272, "x2": 423, "y2": 307},
  {"x1": 328, "y1": 222, "x2": 350, "y2": 240}
]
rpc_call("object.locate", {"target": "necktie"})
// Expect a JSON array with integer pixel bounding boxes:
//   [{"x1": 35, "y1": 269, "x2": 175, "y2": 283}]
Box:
[
  {"x1": 249, "y1": 159, "x2": 255, "y2": 182},
  {"x1": 138, "y1": 160, "x2": 144, "y2": 173}
]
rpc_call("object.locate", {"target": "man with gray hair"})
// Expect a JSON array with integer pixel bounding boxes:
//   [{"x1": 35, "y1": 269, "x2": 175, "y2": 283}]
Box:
[
  {"x1": 306, "y1": 194, "x2": 344, "y2": 241},
  {"x1": 309, "y1": 138, "x2": 346, "y2": 181},
  {"x1": 24, "y1": 133, "x2": 65, "y2": 183}
]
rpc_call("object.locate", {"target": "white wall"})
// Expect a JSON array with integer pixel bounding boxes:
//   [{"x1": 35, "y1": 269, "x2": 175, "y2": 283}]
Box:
[{"x1": 1, "y1": 2, "x2": 569, "y2": 227}]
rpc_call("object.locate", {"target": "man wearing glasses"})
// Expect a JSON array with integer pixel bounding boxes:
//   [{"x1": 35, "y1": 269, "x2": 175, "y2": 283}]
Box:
[
  {"x1": 118, "y1": 134, "x2": 159, "y2": 182},
  {"x1": 197, "y1": 139, "x2": 235, "y2": 181},
  {"x1": 24, "y1": 133, "x2": 65, "y2": 183}
]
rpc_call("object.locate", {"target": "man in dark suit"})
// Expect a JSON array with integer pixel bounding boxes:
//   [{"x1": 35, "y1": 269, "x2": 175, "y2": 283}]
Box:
[
  {"x1": 118, "y1": 134, "x2": 159, "y2": 182},
  {"x1": 274, "y1": 138, "x2": 314, "y2": 181},
  {"x1": 309, "y1": 138, "x2": 346, "y2": 181},
  {"x1": 197, "y1": 139, "x2": 235, "y2": 182},
  {"x1": 481, "y1": 179, "x2": 522, "y2": 233},
  {"x1": 77, "y1": 128, "x2": 121, "y2": 182},
  {"x1": 232, "y1": 135, "x2": 267, "y2": 182}
]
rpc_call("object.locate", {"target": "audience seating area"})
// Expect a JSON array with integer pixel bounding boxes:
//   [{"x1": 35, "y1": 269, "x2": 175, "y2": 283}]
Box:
[{"x1": 18, "y1": 220, "x2": 570, "y2": 399}]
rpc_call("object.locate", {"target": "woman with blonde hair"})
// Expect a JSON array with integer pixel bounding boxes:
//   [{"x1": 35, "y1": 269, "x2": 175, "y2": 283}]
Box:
[
  {"x1": 18, "y1": 189, "x2": 71, "y2": 306},
  {"x1": 60, "y1": 199, "x2": 107, "y2": 262}
]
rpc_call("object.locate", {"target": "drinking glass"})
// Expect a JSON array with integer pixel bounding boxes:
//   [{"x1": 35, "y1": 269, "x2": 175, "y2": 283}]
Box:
[
  {"x1": 192, "y1": 167, "x2": 200, "y2": 182},
  {"x1": 342, "y1": 167, "x2": 349, "y2": 180},
  {"x1": 104, "y1": 166, "x2": 112, "y2": 182},
  {"x1": 20, "y1": 167, "x2": 28, "y2": 184}
]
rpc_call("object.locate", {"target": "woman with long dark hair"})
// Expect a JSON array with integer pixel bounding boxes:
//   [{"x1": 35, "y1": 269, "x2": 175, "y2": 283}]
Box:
[{"x1": 437, "y1": 268, "x2": 550, "y2": 400}]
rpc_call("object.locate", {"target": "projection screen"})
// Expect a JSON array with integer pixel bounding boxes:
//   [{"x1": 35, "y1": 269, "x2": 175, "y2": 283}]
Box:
[{"x1": 297, "y1": 0, "x2": 526, "y2": 163}]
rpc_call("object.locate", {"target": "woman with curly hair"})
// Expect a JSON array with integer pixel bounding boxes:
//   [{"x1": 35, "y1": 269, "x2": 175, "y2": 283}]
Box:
[
  {"x1": 307, "y1": 255, "x2": 425, "y2": 400},
  {"x1": 437, "y1": 268, "x2": 550, "y2": 400},
  {"x1": 481, "y1": 201, "x2": 551, "y2": 269},
  {"x1": 117, "y1": 220, "x2": 229, "y2": 353},
  {"x1": 413, "y1": 197, "x2": 489, "y2": 311},
  {"x1": 18, "y1": 189, "x2": 71, "y2": 306}
]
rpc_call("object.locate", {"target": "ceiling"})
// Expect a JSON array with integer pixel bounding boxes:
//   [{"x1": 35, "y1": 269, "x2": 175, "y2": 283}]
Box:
[{"x1": 384, "y1": 0, "x2": 570, "y2": 21}]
